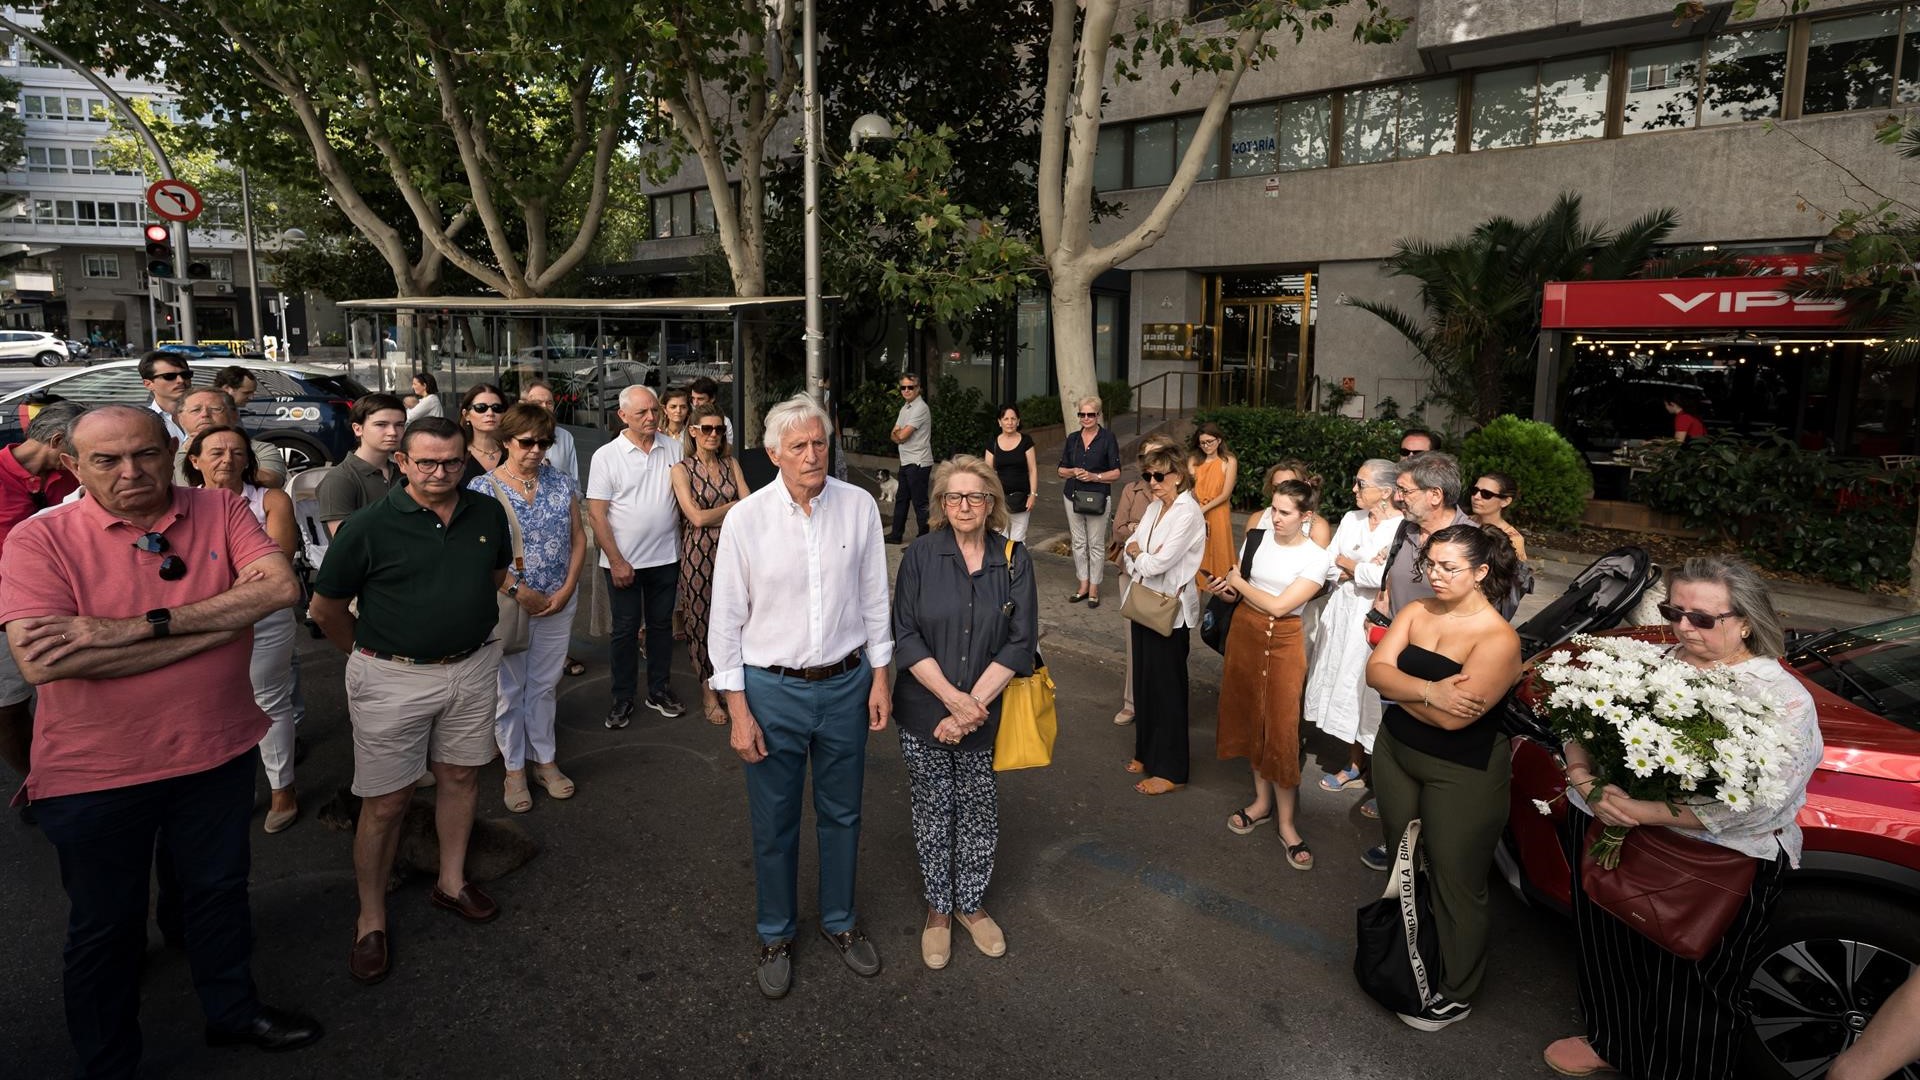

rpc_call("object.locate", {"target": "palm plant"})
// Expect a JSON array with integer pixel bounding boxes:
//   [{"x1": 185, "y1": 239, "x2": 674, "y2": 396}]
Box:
[{"x1": 1351, "y1": 193, "x2": 1680, "y2": 423}]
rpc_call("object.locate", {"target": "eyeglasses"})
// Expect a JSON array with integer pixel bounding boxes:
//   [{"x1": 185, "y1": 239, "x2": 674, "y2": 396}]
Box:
[
  {"x1": 1657, "y1": 602, "x2": 1740, "y2": 630},
  {"x1": 1144, "y1": 471, "x2": 1172, "y2": 483},
  {"x1": 1394, "y1": 485, "x2": 1424, "y2": 499},
  {"x1": 1414, "y1": 558, "x2": 1472, "y2": 580},
  {"x1": 467, "y1": 402, "x2": 506, "y2": 414},
  {"x1": 1078, "y1": 411, "x2": 1099, "y2": 418},
  {"x1": 405, "y1": 457, "x2": 464, "y2": 474},
  {"x1": 941, "y1": 491, "x2": 995, "y2": 507},
  {"x1": 133, "y1": 532, "x2": 188, "y2": 581},
  {"x1": 1399, "y1": 447, "x2": 1423, "y2": 458},
  {"x1": 899, "y1": 383, "x2": 918, "y2": 392},
  {"x1": 511, "y1": 436, "x2": 555, "y2": 450},
  {"x1": 150, "y1": 371, "x2": 193, "y2": 384},
  {"x1": 1468, "y1": 486, "x2": 1508, "y2": 501},
  {"x1": 694, "y1": 423, "x2": 726, "y2": 435}
]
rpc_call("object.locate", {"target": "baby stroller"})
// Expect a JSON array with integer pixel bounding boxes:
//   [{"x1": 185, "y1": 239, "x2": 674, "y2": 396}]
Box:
[{"x1": 1514, "y1": 545, "x2": 1661, "y2": 658}]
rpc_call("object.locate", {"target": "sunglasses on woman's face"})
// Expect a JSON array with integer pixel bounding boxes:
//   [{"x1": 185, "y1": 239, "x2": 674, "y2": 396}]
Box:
[
  {"x1": 1144, "y1": 471, "x2": 1172, "y2": 483},
  {"x1": 512, "y1": 436, "x2": 555, "y2": 449},
  {"x1": 1078, "y1": 411, "x2": 1099, "y2": 418},
  {"x1": 694, "y1": 423, "x2": 726, "y2": 435},
  {"x1": 468, "y1": 402, "x2": 506, "y2": 414},
  {"x1": 1468, "y1": 486, "x2": 1508, "y2": 501},
  {"x1": 1657, "y1": 602, "x2": 1740, "y2": 630}
]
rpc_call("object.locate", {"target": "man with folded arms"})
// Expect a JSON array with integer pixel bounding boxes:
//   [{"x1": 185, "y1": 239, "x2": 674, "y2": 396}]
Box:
[
  {"x1": 0, "y1": 405, "x2": 319, "y2": 1076},
  {"x1": 310, "y1": 416, "x2": 512, "y2": 985},
  {"x1": 709, "y1": 393, "x2": 894, "y2": 999}
]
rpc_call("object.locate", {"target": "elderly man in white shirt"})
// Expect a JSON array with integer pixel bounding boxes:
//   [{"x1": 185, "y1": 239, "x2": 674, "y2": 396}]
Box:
[
  {"x1": 708, "y1": 393, "x2": 893, "y2": 1001},
  {"x1": 586, "y1": 385, "x2": 686, "y2": 726}
]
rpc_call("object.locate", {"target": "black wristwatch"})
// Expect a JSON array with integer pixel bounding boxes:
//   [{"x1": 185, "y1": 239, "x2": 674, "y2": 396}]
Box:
[
  {"x1": 505, "y1": 583, "x2": 520, "y2": 598},
  {"x1": 146, "y1": 608, "x2": 172, "y2": 639}
]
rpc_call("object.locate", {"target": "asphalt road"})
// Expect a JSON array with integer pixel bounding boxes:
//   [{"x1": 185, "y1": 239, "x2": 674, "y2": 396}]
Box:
[{"x1": 0, "y1": 543, "x2": 1592, "y2": 1080}]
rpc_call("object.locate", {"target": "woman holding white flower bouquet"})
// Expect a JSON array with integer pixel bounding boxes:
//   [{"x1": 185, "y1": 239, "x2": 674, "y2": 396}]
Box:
[
  {"x1": 1542, "y1": 556, "x2": 1823, "y2": 1080},
  {"x1": 1364, "y1": 523, "x2": 1524, "y2": 1033}
]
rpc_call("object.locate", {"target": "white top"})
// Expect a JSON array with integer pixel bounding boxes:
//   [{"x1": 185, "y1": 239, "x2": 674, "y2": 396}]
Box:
[
  {"x1": 705, "y1": 476, "x2": 894, "y2": 692},
  {"x1": 1123, "y1": 492, "x2": 1206, "y2": 628},
  {"x1": 406, "y1": 394, "x2": 445, "y2": 423},
  {"x1": 1569, "y1": 653, "x2": 1823, "y2": 867},
  {"x1": 1246, "y1": 509, "x2": 1333, "y2": 615},
  {"x1": 548, "y1": 425, "x2": 579, "y2": 483},
  {"x1": 240, "y1": 482, "x2": 268, "y2": 526},
  {"x1": 1328, "y1": 508, "x2": 1402, "y2": 592},
  {"x1": 148, "y1": 400, "x2": 186, "y2": 444},
  {"x1": 585, "y1": 430, "x2": 685, "y2": 569},
  {"x1": 895, "y1": 397, "x2": 933, "y2": 468}
]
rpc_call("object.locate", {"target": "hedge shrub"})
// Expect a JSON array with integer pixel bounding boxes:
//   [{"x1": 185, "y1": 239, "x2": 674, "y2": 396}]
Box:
[
  {"x1": 1459, "y1": 415, "x2": 1593, "y2": 531},
  {"x1": 1632, "y1": 435, "x2": 1915, "y2": 590},
  {"x1": 1015, "y1": 380, "x2": 1133, "y2": 430},
  {"x1": 848, "y1": 374, "x2": 998, "y2": 461},
  {"x1": 1192, "y1": 407, "x2": 1407, "y2": 514}
]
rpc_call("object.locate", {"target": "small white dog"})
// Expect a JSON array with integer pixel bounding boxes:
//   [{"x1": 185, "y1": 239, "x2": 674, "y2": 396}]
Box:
[{"x1": 875, "y1": 468, "x2": 897, "y2": 507}]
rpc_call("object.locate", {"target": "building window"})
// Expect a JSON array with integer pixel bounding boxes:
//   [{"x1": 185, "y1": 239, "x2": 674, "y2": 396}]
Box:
[
  {"x1": 29, "y1": 199, "x2": 142, "y2": 228},
  {"x1": 1702, "y1": 27, "x2": 1787, "y2": 125},
  {"x1": 1803, "y1": 8, "x2": 1914, "y2": 114},
  {"x1": 1623, "y1": 41, "x2": 1702, "y2": 131},
  {"x1": 1342, "y1": 78, "x2": 1458, "y2": 164},
  {"x1": 202, "y1": 256, "x2": 234, "y2": 281},
  {"x1": 84, "y1": 255, "x2": 119, "y2": 279},
  {"x1": 1470, "y1": 57, "x2": 1607, "y2": 151},
  {"x1": 1471, "y1": 66, "x2": 1541, "y2": 150},
  {"x1": 1175, "y1": 114, "x2": 1220, "y2": 182},
  {"x1": 1276, "y1": 96, "x2": 1331, "y2": 171},
  {"x1": 1130, "y1": 117, "x2": 1176, "y2": 188},
  {"x1": 21, "y1": 95, "x2": 107, "y2": 122},
  {"x1": 693, "y1": 188, "x2": 715, "y2": 233},
  {"x1": 1093, "y1": 125, "x2": 1126, "y2": 191},
  {"x1": 1227, "y1": 102, "x2": 1277, "y2": 177},
  {"x1": 649, "y1": 190, "x2": 718, "y2": 238}
]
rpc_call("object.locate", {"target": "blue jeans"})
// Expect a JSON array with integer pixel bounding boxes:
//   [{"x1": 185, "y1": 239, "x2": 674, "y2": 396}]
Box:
[
  {"x1": 742, "y1": 663, "x2": 872, "y2": 943},
  {"x1": 33, "y1": 750, "x2": 262, "y2": 1080},
  {"x1": 606, "y1": 562, "x2": 678, "y2": 703}
]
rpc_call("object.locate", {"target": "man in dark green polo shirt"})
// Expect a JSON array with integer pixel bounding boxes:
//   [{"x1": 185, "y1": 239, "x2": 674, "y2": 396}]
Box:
[
  {"x1": 315, "y1": 393, "x2": 408, "y2": 536},
  {"x1": 309, "y1": 416, "x2": 512, "y2": 986}
]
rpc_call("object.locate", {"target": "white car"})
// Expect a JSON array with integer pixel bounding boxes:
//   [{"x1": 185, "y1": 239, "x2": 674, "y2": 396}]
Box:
[{"x1": 0, "y1": 330, "x2": 71, "y2": 367}]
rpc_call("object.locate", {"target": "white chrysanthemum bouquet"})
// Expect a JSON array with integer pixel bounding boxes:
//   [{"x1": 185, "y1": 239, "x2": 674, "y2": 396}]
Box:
[{"x1": 1530, "y1": 634, "x2": 1796, "y2": 868}]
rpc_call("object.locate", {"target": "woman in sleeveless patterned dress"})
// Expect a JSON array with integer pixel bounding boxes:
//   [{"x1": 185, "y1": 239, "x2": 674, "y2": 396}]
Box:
[{"x1": 671, "y1": 404, "x2": 750, "y2": 725}]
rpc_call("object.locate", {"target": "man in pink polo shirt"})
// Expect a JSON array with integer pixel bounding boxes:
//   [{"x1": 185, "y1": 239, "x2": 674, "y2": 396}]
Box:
[{"x1": 0, "y1": 405, "x2": 322, "y2": 1078}]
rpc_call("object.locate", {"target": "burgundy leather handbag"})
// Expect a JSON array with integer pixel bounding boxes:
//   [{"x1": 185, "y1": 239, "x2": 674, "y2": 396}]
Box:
[{"x1": 1580, "y1": 819, "x2": 1758, "y2": 962}]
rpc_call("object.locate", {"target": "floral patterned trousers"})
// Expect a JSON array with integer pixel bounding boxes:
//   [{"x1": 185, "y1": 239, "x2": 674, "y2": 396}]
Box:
[{"x1": 899, "y1": 730, "x2": 999, "y2": 915}]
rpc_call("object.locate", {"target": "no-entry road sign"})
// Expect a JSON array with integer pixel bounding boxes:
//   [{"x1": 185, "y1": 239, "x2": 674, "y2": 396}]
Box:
[{"x1": 145, "y1": 179, "x2": 204, "y2": 223}]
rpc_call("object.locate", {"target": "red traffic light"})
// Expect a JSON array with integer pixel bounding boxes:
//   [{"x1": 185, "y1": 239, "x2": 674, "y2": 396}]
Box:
[{"x1": 143, "y1": 223, "x2": 170, "y2": 244}]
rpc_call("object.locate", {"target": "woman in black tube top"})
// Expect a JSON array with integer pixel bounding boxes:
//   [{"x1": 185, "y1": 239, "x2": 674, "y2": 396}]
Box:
[{"x1": 1364, "y1": 523, "x2": 1523, "y2": 1034}]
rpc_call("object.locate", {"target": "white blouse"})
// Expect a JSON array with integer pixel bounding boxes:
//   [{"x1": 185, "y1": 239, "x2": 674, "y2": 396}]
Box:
[
  {"x1": 1246, "y1": 509, "x2": 1333, "y2": 615},
  {"x1": 1123, "y1": 492, "x2": 1207, "y2": 629}
]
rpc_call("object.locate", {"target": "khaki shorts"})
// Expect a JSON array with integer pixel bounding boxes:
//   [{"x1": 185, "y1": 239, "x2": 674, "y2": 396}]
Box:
[{"x1": 346, "y1": 641, "x2": 502, "y2": 797}]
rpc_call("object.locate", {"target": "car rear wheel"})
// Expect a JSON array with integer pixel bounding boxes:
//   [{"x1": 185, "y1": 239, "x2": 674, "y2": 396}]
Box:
[
  {"x1": 34, "y1": 350, "x2": 62, "y2": 367},
  {"x1": 1743, "y1": 887, "x2": 1920, "y2": 1080},
  {"x1": 262, "y1": 434, "x2": 328, "y2": 475}
]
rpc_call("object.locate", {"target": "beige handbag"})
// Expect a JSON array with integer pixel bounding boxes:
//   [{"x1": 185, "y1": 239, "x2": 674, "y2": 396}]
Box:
[
  {"x1": 485, "y1": 475, "x2": 532, "y2": 655},
  {"x1": 1120, "y1": 507, "x2": 1181, "y2": 637}
]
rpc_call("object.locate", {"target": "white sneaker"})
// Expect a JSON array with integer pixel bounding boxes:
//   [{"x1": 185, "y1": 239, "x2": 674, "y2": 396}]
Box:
[{"x1": 1113, "y1": 709, "x2": 1134, "y2": 726}]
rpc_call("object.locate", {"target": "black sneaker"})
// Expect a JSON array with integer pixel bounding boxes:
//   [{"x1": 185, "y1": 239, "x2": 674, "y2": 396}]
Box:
[
  {"x1": 884, "y1": 534, "x2": 905, "y2": 545},
  {"x1": 1398, "y1": 995, "x2": 1471, "y2": 1032},
  {"x1": 756, "y1": 941, "x2": 793, "y2": 999},
  {"x1": 1359, "y1": 845, "x2": 1391, "y2": 872},
  {"x1": 820, "y1": 926, "x2": 881, "y2": 977},
  {"x1": 605, "y1": 700, "x2": 634, "y2": 730},
  {"x1": 646, "y1": 689, "x2": 687, "y2": 719}
]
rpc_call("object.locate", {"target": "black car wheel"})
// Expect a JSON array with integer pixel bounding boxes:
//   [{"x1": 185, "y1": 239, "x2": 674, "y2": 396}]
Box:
[
  {"x1": 1744, "y1": 887, "x2": 1920, "y2": 1080},
  {"x1": 262, "y1": 434, "x2": 328, "y2": 475},
  {"x1": 34, "y1": 350, "x2": 63, "y2": 367}
]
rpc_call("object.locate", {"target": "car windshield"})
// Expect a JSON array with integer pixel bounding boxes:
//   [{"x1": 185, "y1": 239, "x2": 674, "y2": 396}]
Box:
[{"x1": 1790, "y1": 614, "x2": 1920, "y2": 731}]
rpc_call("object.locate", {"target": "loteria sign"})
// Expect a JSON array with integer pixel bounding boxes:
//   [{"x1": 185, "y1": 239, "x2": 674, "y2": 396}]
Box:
[{"x1": 1541, "y1": 277, "x2": 1851, "y2": 330}]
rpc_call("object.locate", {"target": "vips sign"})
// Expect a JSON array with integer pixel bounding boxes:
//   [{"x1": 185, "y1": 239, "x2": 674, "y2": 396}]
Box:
[
  {"x1": 1542, "y1": 278, "x2": 1850, "y2": 329},
  {"x1": 1140, "y1": 323, "x2": 1192, "y2": 361}
]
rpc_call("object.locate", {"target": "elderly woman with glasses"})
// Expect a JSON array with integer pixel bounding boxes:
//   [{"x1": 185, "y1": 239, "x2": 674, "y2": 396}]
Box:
[
  {"x1": 891, "y1": 455, "x2": 1037, "y2": 969},
  {"x1": 1545, "y1": 556, "x2": 1822, "y2": 1080},
  {"x1": 468, "y1": 402, "x2": 586, "y2": 813},
  {"x1": 456, "y1": 383, "x2": 509, "y2": 488},
  {"x1": 672, "y1": 404, "x2": 750, "y2": 725},
  {"x1": 1122, "y1": 448, "x2": 1207, "y2": 796},
  {"x1": 1058, "y1": 396, "x2": 1122, "y2": 607},
  {"x1": 1306, "y1": 458, "x2": 1403, "y2": 796}
]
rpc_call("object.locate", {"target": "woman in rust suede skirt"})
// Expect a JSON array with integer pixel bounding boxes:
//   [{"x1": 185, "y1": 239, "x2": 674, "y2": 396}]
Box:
[{"x1": 1205, "y1": 476, "x2": 1333, "y2": 869}]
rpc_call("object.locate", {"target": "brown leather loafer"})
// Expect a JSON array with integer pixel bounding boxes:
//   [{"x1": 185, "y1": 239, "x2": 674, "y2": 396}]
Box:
[
  {"x1": 348, "y1": 930, "x2": 389, "y2": 985},
  {"x1": 429, "y1": 882, "x2": 499, "y2": 923}
]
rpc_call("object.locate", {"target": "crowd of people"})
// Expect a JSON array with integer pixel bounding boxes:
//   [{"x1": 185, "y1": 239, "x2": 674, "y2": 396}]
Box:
[{"x1": 0, "y1": 357, "x2": 1912, "y2": 1080}]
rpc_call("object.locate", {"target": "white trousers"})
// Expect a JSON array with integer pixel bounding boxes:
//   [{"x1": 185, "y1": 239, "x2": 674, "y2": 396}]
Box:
[
  {"x1": 496, "y1": 595, "x2": 577, "y2": 771},
  {"x1": 1063, "y1": 496, "x2": 1111, "y2": 587},
  {"x1": 1005, "y1": 511, "x2": 1031, "y2": 543},
  {"x1": 251, "y1": 607, "x2": 298, "y2": 790}
]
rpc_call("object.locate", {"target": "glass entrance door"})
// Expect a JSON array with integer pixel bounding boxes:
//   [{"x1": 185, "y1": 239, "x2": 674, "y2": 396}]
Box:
[{"x1": 1212, "y1": 273, "x2": 1313, "y2": 409}]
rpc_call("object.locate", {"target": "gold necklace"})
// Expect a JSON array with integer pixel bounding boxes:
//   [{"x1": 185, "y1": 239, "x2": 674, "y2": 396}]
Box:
[
  {"x1": 502, "y1": 467, "x2": 537, "y2": 493},
  {"x1": 1445, "y1": 601, "x2": 1491, "y2": 619}
]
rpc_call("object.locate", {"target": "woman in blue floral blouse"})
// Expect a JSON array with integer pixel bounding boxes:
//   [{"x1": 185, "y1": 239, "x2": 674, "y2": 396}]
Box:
[{"x1": 469, "y1": 402, "x2": 587, "y2": 813}]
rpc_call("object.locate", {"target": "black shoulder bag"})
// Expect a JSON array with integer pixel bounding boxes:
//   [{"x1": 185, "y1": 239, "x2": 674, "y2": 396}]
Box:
[{"x1": 1199, "y1": 527, "x2": 1264, "y2": 655}]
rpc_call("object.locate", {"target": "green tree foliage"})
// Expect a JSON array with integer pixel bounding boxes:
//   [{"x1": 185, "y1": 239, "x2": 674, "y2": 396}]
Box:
[
  {"x1": 1459, "y1": 415, "x2": 1593, "y2": 531},
  {"x1": 0, "y1": 75, "x2": 25, "y2": 171},
  {"x1": 1350, "y1": 193, "x2": 1680, "y2": 424},
  {"x1": 1192, "y1": 407, "x2": 1406, "y2": 513}
]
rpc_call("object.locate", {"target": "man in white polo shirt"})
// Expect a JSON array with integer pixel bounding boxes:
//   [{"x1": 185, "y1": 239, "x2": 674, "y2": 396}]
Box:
[{"x1": 586, "y1": 385, "x2": 686, "y2": 727}]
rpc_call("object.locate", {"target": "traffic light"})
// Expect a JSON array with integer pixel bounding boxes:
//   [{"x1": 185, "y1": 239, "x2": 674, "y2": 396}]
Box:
[{"x1": 144, "y1": 223, "x2": 174, "y2": 279}]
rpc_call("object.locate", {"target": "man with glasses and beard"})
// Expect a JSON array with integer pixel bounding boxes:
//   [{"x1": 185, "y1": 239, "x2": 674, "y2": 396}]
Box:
[
  {"x1": 309, "y1": 416, "x2": 513, "y2": 986},
  {"x1": 140, "y1": 350, "x2": 195, "y2": 443},
  {"x1": 884, "y1": 373, "x2": 933, "y2": 544},
  {"x1": 1379, "y1": 452, "x2": 1474, "y2": 621},
  {"x1": 0, "y1": 405, "x2": 321, "y2": 1075}
]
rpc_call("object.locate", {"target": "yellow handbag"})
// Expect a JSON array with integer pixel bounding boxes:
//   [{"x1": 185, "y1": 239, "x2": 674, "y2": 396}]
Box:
[{"x1": 995, "y1": 539, "x2": 1056, "y2": 772}]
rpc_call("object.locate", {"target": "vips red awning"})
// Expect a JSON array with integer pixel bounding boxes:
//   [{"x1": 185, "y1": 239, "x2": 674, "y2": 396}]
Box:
[{"x1": 1541, "y1": 278, "x2": 1851, "y2": 330}]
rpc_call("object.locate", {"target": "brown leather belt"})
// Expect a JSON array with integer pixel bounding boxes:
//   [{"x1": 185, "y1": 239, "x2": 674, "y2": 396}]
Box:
[{"x1": 764, "y1": 650, "x2": 864, "y2": 682}]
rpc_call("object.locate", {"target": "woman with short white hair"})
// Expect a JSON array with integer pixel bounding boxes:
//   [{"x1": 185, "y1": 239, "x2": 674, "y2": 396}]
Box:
[{"x1": 1057, "y1": 396, "x2": 1121, "y2": 607}]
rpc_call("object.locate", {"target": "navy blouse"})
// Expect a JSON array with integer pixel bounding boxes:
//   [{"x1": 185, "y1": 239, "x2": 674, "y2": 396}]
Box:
[{"x1": 891, "y1": 529, "x2": 1039, "y2": 752}]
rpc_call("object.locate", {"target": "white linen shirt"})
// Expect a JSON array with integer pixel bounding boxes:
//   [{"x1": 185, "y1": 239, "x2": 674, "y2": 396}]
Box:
[
  {"x1": 706, "y1": 475, "x2": 894, "y2": 693},
  {"x1": 548, "y1": 424, "x2": 579, "y2": 484},
  {"x1": 1122, "y1": 492, "x2": 1206, "y2": 629},
  {"x1": 586, "y1": 430, "x2": 683, "y2": 570}
]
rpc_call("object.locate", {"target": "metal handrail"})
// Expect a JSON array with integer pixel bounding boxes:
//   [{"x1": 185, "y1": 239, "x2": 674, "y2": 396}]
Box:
[{"x1": 1116, "y1": 368, "x2": 1220, "y2": 439}]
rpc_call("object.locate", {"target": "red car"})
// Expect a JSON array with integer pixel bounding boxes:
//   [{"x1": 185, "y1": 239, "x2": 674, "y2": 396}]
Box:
[{"x1": 1502, "y1": 620, "x2": 1920, "y2": 1080}]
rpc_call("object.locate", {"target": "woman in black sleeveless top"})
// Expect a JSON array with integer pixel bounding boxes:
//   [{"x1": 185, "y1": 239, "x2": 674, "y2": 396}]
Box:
[
  {"x1": 986, "y1": 403, "x2": 1036, "y2": 542},
  {"x1": 1364, "y1": 523, "x2": 1523, "y2": 1034}
]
